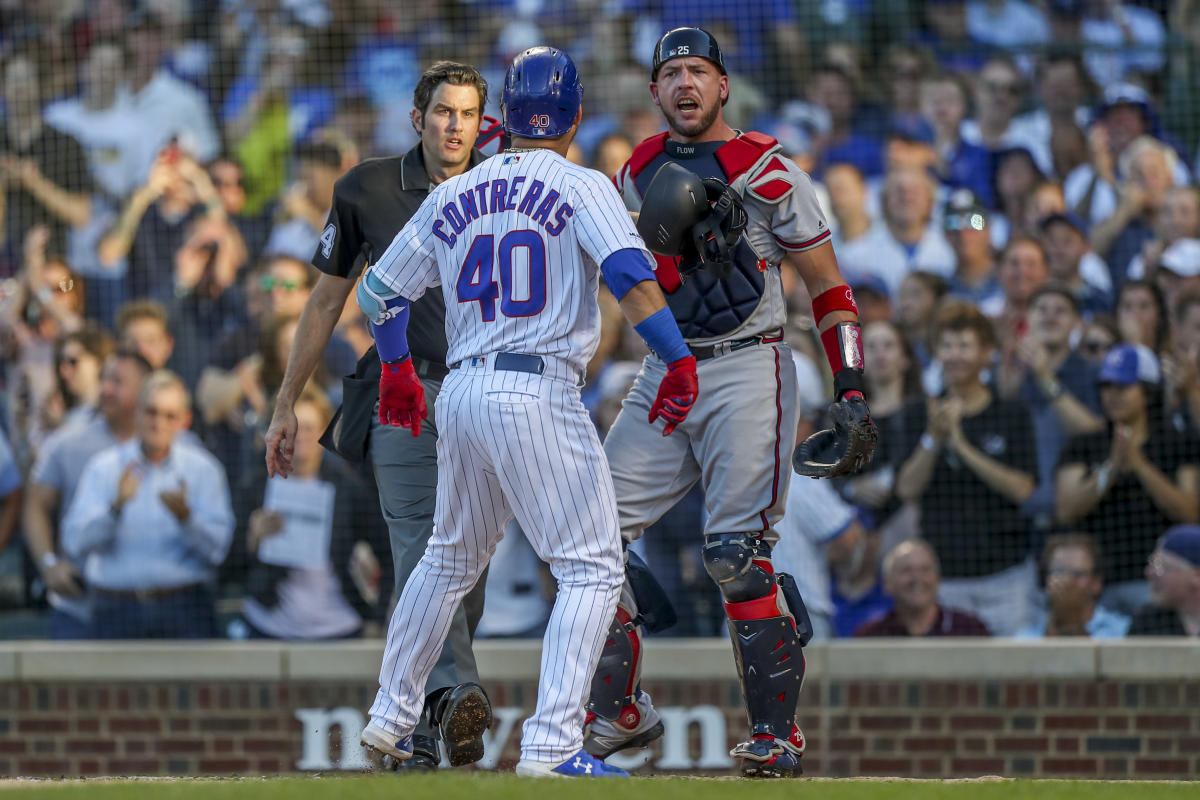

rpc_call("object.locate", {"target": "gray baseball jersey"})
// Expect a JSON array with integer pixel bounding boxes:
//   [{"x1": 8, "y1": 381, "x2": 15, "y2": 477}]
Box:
[{"x1": 605, "y1": 132, "x2": 823, "y2": 540}]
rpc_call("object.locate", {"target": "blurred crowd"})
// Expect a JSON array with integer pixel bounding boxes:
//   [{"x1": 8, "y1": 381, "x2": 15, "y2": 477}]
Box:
[{"x1": 1, "y1": 0, "x2": 1199, "y2": 641}]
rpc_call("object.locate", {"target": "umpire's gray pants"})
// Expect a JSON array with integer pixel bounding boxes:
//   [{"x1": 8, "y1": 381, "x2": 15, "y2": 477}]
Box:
[{"x1": 370, "y1": 375, "x2": 486, "y2": 737}]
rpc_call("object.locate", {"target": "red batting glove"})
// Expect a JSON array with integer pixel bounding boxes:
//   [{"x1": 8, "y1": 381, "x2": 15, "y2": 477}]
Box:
[
  {"x1": 379, "y1": 357, "x2": 428, "y2": 436},
  {"x1": 649, "y1": 355, "x2": 698, "y2": 436}
]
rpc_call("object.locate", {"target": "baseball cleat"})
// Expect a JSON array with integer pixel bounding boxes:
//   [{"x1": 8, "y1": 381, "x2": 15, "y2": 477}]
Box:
[
  {"x1": 583, "y1": 691, "x2": 664, "y2": 759},
  {"x1": 360, "y1": 722, "x2": 413, "y2": 763},
  {"x1": 516, "y1": 748, "x2": 629, "y2": 778},
  {"x1": 731, "y1": 734, "x2": 804, "y2": 779},
  {"x1": 433, "y1": 682, "x2": 493, "y2": 766},
  {"x1": 383, "y1": 734, "x2": 439, "y2": 772}
]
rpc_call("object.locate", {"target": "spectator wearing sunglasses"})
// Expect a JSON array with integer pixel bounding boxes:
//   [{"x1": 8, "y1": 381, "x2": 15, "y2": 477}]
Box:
[
  {"x1": 62, "y1": 371, "x2": 234, "y2": 638},
  {"x1": 53, "y1": 323, "x2": 115, "y2": 428},
  {"x1": 943, "y1": 189, "x2": 1003, "y2": 313},
  {"x1": 1016, "y1": 533, "x2": 1130, "y2": 638},
  {"x1": 1078, "y1": 314, "x2": 1120, "y2": 365}
]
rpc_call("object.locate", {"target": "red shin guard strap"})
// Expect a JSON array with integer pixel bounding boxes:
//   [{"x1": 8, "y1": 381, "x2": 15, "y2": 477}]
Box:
[{"x1": 725, "y1": 585, "x2": 782, "y2": 621}]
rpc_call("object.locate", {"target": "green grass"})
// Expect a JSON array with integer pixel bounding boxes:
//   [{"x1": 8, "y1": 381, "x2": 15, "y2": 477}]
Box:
[{"x1": 0, "y1": 776, "x2": 1194, "y2": 799}]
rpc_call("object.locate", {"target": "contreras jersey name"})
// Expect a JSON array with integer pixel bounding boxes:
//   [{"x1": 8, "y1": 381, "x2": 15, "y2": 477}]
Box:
[{"x1": 432, "y1": 176, "x2": 574, "y2": 247}]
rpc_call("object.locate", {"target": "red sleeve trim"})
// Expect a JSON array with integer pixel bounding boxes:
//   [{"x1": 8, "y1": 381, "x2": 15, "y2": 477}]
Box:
[
  {"x1": 715, "y1": 131, "x2": 778, "y2": 182},
  {"x1": 626, "y1": 132, "x2": 670, "y2": 181},
  {"x1": 774, "y1": 228, "x2": 831, "y2": 251}
]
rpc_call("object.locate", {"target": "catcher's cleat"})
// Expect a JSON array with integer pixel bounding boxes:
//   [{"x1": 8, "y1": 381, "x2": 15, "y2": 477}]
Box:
[
  {"x1": 516, "y1": 748, "x2": 629, "y2": 778},
  {"x1": 384, "y1": 734, "x2": 439, "y2": 772},
  {"x1": 433, "y1": 682, "x2": 493, "y2": 767},
  {"x1": 360, "y1": 722, "x2": 413, "y2": 764},
  {"x1": 583, "y1": 690, "x2": 664, "y2": 759},
  {"x1": 732, "y1": 731, "x2": 804, "y2": 779}
]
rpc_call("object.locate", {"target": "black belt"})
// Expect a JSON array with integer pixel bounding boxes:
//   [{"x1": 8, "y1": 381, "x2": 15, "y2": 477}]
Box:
[
  {"x1": 412, "y1": 355, "x2": 450, "y2": 381},
  {"x1": 451, "y1": 352, "x2": 546, "y2": 375},
  {"x1": 688, "y1": 329, "x2": 784, "y2": 361}
]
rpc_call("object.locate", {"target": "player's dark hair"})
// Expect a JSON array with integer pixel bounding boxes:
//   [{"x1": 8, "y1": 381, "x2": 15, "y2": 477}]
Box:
[
  {"x1": 934, "y1": 301, "x2": 997, "y2": 351},
  {"x1": 413, "y1": 61, "x2": 488, "y2": 117}
]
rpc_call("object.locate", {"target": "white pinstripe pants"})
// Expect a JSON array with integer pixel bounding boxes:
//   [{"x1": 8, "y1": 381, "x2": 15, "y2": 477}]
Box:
[{"x1": 369, "y1": 364, "x2": 623, "y2": 763}]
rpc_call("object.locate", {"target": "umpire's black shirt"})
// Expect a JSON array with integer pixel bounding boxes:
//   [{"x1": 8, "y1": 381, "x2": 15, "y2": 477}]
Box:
[{"x1": 312, "y1": 144, "x2": 488, "y2": 367}]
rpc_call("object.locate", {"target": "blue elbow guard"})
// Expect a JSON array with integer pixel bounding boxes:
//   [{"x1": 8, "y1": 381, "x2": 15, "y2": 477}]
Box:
[
  {"x1": 600, "y1": 248, "x2": 657, "y2": 300},
  {"x1": 634, "y1": 307, "x2": 690, "y2": 363},
  {"x1": 357, "y1": 270, "x2": 411, "y2": 362}
]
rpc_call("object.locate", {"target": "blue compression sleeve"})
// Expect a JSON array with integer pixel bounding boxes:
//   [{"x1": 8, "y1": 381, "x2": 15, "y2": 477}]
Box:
[
  {"x1": 372, "y1": 304, "x2": 410, "y2": 363},
  {"x1": 634, "y1": 307, "x2": 691, "y2": 363},
  {"x1": 356, "y1": 269, "x2": 412, "y2": 362},
  {"x1": 600, "y1": 248, "x2": 657, "y2": 300}
]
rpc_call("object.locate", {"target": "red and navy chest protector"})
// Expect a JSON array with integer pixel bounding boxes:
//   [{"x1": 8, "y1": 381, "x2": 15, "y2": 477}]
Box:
[{"x1": 627, "y1": 132, "x2": 775, "y2": 340}]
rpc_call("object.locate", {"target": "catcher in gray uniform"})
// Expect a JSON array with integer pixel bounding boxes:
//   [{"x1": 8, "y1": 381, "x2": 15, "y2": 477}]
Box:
[{"x1": 582, "y1": 27, "x2": 877, "y2": 778}]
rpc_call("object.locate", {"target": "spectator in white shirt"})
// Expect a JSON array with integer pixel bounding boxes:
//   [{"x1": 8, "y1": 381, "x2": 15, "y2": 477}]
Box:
[
  {"x1": 837, "y1": 167, "x2": 955, "y2": 297},
  {"x1": 123, "y1": 9, "x2": 220, "y2": 183},
  {"x1": 62, "y1": 370, "x2": 233, "y2": 639}
]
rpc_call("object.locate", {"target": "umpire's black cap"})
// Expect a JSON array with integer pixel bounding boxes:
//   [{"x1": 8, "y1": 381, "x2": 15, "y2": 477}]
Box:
[{"x1": 651, "y1": 27, "x2": 726, "y2": 81}]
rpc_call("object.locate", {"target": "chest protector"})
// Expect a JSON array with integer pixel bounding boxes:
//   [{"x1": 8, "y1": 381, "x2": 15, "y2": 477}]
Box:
[{"x1": 627, "y1": 132, "x2": 779, "y2": 340}]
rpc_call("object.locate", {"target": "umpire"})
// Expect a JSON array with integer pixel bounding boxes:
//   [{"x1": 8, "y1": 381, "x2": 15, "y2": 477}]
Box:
[{"x1": 265, "y1": 62, "x2": 503, "y2": 772}]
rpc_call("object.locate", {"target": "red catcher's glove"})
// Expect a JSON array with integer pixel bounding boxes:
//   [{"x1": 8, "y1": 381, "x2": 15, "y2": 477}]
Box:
[
  {"x1": 649, "y1": 355, "x2": 699, "y2": 436},
  {"x1": 379, "y1": 357, "x2": 428, "y2": 436}
]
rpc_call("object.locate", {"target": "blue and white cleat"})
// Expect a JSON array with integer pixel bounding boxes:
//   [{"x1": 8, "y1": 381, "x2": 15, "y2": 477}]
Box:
[
  {"x1": 516, "y1": 748, "x2": 629, "y2": 778},
  {"x1": 360, "y1": 721, "x2": 414, "y2": 763}
]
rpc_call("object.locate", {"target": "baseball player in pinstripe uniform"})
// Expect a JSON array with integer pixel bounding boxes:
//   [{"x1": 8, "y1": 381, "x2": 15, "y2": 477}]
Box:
[
  {"x1": 581, "y1": 28, "x2": 877, "y2": 778},
  {"x1": 265, "y1": 62, "x2": 503, "y2": 771},
  {"x1": 355, "y1": 46, "x2": 700, "y2": 778}
]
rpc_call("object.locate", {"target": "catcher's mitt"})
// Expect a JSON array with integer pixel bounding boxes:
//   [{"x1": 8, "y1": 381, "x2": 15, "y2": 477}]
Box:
[{"x1": 792, "y1": 394, "x2": 878, "y2": 478}]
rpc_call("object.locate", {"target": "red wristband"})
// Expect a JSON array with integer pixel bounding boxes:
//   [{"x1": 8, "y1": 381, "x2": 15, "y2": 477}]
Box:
[{"x1": 811, "y1": 285, "x2": 858, "y2": 324}]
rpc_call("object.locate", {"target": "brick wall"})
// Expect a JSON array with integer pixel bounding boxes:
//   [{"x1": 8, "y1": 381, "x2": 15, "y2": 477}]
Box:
[
  {"x1": 0, "y1": 641, "x2": 1196, "y2": 779},
  {"x1": 0, "y1": 676, "x2": 1197, "y2": 778},
  {"x1": 816, "y1": 679, "x2": 1200, "y2": 779}
]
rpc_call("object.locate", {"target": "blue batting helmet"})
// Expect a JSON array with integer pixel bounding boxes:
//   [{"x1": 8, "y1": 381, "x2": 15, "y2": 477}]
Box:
[{"x1": 501, "y1": 46, "x2": 583, "y2": 138}]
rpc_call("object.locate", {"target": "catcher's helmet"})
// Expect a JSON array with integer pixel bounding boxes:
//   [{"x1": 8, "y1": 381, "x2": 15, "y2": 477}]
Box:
[
  {"x1": 501, "y1": 46, "x2": 583, "y2": 138},
  {"x1": 651, "y1": 27, "x2": 726, "y2": 81}
]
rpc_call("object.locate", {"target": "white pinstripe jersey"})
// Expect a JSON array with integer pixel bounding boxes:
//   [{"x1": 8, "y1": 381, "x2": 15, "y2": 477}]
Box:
[{"x1": 371, "y1": 149, "x2": 650, "y2": 375}]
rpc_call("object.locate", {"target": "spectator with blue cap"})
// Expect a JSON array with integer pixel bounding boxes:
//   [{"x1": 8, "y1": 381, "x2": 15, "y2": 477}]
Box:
[
  {"x1": 1055, "y1": 343, "x2": 1200, "y2": 616},
  {"x1": 1128, "y1": 524, "x2": 1200, "y2": 636}
]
